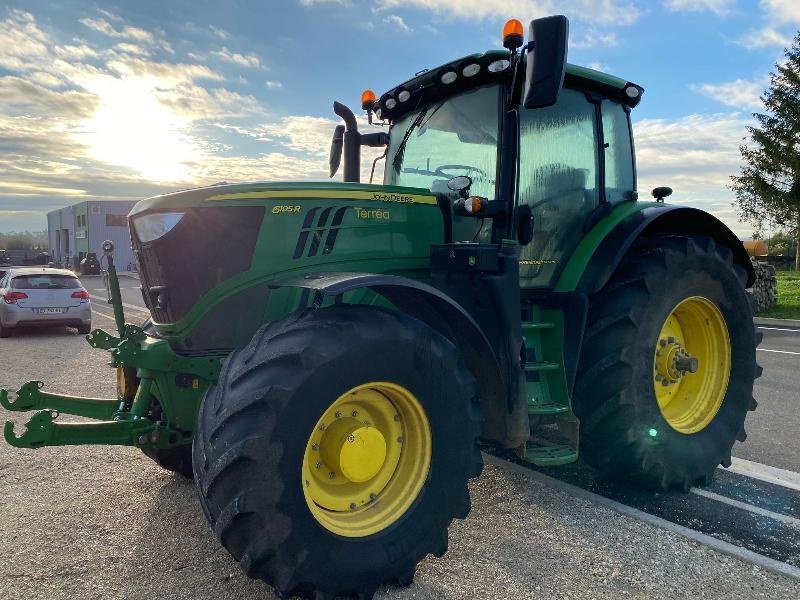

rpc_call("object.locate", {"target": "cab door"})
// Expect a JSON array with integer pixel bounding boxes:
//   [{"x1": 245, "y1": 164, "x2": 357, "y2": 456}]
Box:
[
  {"x1": 517, "y1": 88, "x2": 599, "y2": 288},
  {"x1": 517, "y1": 89, "x2": 637, "y2": 288}
]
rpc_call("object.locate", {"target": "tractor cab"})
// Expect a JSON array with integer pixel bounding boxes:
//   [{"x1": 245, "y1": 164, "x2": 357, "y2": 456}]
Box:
[{"x1": 332, "y1": 16, "x2": 644, "y2": 288}]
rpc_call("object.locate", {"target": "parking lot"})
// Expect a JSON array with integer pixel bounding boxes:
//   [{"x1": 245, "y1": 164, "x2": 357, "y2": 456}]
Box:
[{"x1": 1, "y1": 276, "x2": 799, "y2": 599}]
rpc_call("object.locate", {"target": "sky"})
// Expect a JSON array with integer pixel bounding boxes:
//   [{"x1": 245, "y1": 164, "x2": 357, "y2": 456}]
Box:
[{"x1": 0, "y1": 0, "x2": 798, "y2": 237}]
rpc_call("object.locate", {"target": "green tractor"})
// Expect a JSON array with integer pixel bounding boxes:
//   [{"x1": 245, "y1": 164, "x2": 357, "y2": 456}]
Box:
[{"x1": 1, "y1": 15, "x2": 760, "y2": 599}]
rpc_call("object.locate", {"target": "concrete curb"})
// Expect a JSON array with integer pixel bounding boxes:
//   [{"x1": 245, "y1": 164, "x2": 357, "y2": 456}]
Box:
[
  {"x1": 116, "y1": 271, "x2": 140, "y2": 280},
  {"x1": 754, "y1": 317, "x2": 800, "y2": 327}
]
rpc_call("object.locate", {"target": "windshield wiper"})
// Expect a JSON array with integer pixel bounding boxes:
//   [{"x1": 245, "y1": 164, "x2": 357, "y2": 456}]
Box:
[{"x1": 391, "y1": 101, "x2": 445, "y2": 173}]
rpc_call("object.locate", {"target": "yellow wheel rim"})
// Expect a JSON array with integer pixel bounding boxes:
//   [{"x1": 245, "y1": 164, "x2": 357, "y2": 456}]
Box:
[
  {"x1": 653, "y1": 296, "x2": 731, "y2": 434},
  {"x1": 301, "y1": 382, "x2": 431, "y2": 538}
]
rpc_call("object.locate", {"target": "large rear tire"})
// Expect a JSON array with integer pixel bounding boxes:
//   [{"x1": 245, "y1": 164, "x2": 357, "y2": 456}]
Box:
[
  {"x1": 192, "y1": 306, "x2": 483, "y2": 599},
  {"x1": 573, "y1": 235, "x2": 760, "y2": 490}
]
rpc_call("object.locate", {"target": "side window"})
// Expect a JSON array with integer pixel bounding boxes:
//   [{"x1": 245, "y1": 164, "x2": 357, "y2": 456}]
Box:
[
  {"x1": 518, "y1": 88, "x2": 599, "y2": 286},
  {"x1": 602, "y1": 100, "x2": 635, "y2": 203}
]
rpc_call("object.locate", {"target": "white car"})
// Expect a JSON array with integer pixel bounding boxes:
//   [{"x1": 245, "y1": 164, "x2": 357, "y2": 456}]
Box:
[{"x1": 0, "y1": 268, "x2": 92, "y2": 338}]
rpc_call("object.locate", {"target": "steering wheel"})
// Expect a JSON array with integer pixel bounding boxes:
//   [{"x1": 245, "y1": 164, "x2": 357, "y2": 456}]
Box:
[{"x1": 402, "y1": 164, "x2": 488, "y2": 180}]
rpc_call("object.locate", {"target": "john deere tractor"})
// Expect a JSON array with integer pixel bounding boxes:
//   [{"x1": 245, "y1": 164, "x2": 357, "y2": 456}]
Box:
[{"x1": 1, "y1": 15, "x2": 760, "y2": 599}]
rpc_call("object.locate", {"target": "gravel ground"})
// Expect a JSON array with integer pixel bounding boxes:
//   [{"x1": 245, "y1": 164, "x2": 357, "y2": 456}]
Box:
[{"x1": 2, "y1": 327, "x2": 799, "y2": 600}]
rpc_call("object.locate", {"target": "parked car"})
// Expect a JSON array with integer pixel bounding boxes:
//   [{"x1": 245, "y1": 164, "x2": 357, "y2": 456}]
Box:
[
  {"x1": 79, "y1": 252, "x2": 101, "y2": 275},
  {"x1": 0, "y1": 268, "x2": 91, "y2": 337}
]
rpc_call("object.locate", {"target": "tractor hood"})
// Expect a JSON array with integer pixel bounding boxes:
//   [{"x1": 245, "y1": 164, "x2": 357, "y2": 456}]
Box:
[{"x1": 128, "y1": 181, "x2": 443, "y2": 347}]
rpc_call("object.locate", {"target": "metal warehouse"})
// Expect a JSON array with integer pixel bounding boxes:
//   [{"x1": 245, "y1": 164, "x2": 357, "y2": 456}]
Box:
[{"x1": 47, "y1": 200, "x2": 137, "y2": 271}]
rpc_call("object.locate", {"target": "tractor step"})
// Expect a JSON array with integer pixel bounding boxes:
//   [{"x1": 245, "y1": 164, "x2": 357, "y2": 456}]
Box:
[
  {"x1": 524, "y1": 442, "x2": 578, "y2": 466},
  {"x1": 528, "y1": 399, "x2": 570, "y2": 415},
  {"x1": 524, "y1": 361, "x2": 560, "y2": 373},
  {"x1": 521, "y1": 322, "x2": 555, "y2": 331}
]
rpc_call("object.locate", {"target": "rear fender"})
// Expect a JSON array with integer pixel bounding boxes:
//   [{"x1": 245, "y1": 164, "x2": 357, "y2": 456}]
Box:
[
  {"x1": 272, "y1": 272, "x2": 505, "y2": 422},
  {"x1": 556, "y1": 203, "x2": 755, "y2": 294}
]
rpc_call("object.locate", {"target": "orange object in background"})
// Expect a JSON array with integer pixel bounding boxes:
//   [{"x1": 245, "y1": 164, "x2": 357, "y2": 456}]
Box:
[{"x1": 743, "y1": 239, "x2": 768, "y2": 257}]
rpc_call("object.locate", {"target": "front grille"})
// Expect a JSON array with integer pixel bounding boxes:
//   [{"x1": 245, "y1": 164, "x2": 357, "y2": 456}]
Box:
[{"x1": 132, "y1": 206, "x2": 265, "y2": 323}]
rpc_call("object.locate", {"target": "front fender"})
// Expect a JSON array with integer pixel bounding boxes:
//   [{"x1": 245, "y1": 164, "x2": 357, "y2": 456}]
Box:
[
  {"x1": 555, "y1": 202, "x2": 754, "y2": 294},
  {"x1": 271, "y1": 272, "x2": 505, "y2": 415}
]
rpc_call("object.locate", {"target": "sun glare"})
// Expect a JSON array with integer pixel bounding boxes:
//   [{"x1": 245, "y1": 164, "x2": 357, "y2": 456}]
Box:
[{"x1": 81, "y1": 76, "x2": 201, "y2": 182}]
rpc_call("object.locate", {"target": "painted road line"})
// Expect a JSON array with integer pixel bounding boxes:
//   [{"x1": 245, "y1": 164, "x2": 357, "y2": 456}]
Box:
[
  {"x1": 690, "y1": 487, "x2": 800, "y2": 528},
  {"x1": 728, "y1": 457, "x2": 800, "y2": 493},
  {"x1": 757, "y1": 348, "x2": 800, "y2": 355},
  {"x1": 89, "y1": 294, "x2": 150, "y2": 316},
  {"x1": 483, "y1": 446, "x2": 800, "y2": 572},
  {"x1": 758, "y1": 327, "x2": 800, "y2": 333},
  {"x1": 484, "y1": 453, "x2": 800, "y2": 582}
]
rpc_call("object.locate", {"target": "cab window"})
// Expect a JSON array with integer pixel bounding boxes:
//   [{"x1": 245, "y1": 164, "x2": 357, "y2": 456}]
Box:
[
  {"x1": 518, "y1": 88, "x2": 599, "y2": 286},
  {"x1": 602, "y1": 99, "x2": 635, "y2": 204}
]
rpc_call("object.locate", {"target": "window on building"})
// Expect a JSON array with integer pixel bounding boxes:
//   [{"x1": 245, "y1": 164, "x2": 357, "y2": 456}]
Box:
[{"x1": 106, "y1": 214, "x2": 128, "y2": 227}]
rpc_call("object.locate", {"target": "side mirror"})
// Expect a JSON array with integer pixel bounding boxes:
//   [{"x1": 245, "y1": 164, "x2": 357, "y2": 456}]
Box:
[
  {"x1": 523, "y1": 15, "x2": 569, "y2": 109},
  {"x1": 329, "y1": 124, "x2": 345, "y2": 178},
  {"x1": 517, "y1": 205, "x2": 534, "y2": 245}
]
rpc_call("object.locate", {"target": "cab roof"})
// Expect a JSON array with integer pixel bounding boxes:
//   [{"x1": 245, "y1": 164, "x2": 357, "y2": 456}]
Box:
[{"x1": 377, "y1": 50, "x2": 644, "y2": 122}]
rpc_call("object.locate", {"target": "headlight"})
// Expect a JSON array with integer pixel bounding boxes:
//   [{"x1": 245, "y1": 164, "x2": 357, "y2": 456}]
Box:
[
  {"x1": 488, "y1": 59, "x2": 510, "y2": 73},
  {"x1": 132, "y1": 212, "x2": 185, "y2": 243},
  {"x1": 462, "y1": 63, "x2": 480, "y2": 77},
  {"x1": 440, "y1": 70, "x2": 457, "y2": 84}
]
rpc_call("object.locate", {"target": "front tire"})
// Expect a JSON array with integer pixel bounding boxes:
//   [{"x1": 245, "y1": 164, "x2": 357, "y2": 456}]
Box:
[
  {"x1": 192, "y1": 306, "x2": 483, "y2": 599},
  {"x1": 573, "y1": 235, "x2": 759, "y2": 490}
]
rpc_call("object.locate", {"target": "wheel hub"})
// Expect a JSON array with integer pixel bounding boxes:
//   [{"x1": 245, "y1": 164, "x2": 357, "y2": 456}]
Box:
[{"x1": 655, "y1": 338, "x2": 699, "y2": 385}]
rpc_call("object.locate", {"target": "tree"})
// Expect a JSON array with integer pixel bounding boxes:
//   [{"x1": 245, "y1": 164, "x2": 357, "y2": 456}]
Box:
[{"x1": 730, "y1": 32, "x2": 800, "y2": 270}]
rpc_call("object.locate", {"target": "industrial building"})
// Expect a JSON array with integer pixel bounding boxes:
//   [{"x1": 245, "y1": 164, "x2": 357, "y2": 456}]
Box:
[{"x1": 47, "y1": 200, "x2": 137, "y2": 271}]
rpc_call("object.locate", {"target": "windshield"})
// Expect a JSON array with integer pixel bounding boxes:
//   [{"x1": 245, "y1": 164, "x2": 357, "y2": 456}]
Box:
[{"x1": 384, "y1": 84, "x2": 500, "y2": 202}]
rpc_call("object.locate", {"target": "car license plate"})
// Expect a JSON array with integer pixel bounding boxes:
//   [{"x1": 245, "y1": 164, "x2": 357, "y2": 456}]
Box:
[{"x1": 34, "y1": 308, "x2": 66, "y2": 314}]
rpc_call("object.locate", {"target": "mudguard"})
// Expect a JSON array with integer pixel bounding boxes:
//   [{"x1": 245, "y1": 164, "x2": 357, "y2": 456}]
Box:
[
  {"x1": 272, "y1": 272, "x2": 506, "y2": 432},
  {"x1": 556, "y1": 203, "x2": 755, "y2": 294}
]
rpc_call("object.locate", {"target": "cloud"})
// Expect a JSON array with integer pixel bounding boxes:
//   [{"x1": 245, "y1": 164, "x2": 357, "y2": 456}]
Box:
[
  {"x1": 209, "y1": 25, "x2": 230, "y2": 40},
  {"x1": 211, "y1": 47, "x2": 262, "y2": 68},
  {"x1": 634, "y1": 112, "x2": 753, "y2": 235},
  {"x1": 572, "y1": 30, "x2": 618, "y2": 49},
  {"x1": 265, "y1": 80, "x2": 284, "y2": 89},
  {"x1": 373, "y1": 0, "x2": 640, "y2": 25},
  {"x1": 79, "y1": 17, "x2": 156, "y2": 45},
  {"x1": 383, "y1": 14, "x2": 411, "y2": 32},
  {"x1": 662, "y1": 0, "x2": 735, "y2": 15},
  {"x1": 690, "y1": 77, "x2": 767, "y2": 110},
  {"x1": 760, "y1": 0, "x2": 800, "y2": 24},
  {"x1": 738, "y1": 26, "x2": 792, "y2": 48}
]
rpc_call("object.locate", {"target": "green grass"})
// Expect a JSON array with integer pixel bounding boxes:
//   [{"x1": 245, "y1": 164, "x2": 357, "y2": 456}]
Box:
[{"x1": 758, "y1": 270, "x2": 800, "y2": 320}]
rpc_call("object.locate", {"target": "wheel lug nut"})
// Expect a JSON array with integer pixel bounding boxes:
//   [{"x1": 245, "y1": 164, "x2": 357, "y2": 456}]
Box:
[
  {"x1": 312, "y1": 443, "x2": 319, "y2": 451},
  {"x1": 315, "y1": 461, "x2": 322, "y2": 469},
  {"x1": 350, "y1": 503, "x2": 357, "y2": 510},
  {"x1": 369, "y1": 493, "x2": 377, "y2": 501},
  {"x1": 667, "y1": 336, "x2": 675, "y2": 344},
  {"x1": 393, "y1": 414, "x2": 400, "y2": 421},
  {"x1": 661, "y1": 379, "x2": 670, "y2": 387},
  {"x1": 328, "y1": 472, "x2": 336, "y2": 479},
  {"x1": 659, "y1": 339, "x2": 667, "y2": 347},
  {"x1": 397, "y1": 436, "x2": 404, "y2": 443},
  {"x1": 655, "y1": 374, "x2": 662, "y2": 382},
  {"x1": 334, "y1": 411, "x2": 342, "y2": 418},
  {"x1": 319, "y1": 423, "x2": 326, "y2": 431},
  {"x1": 351, "y1": 410, "x2": 359, "y2": 417}
]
